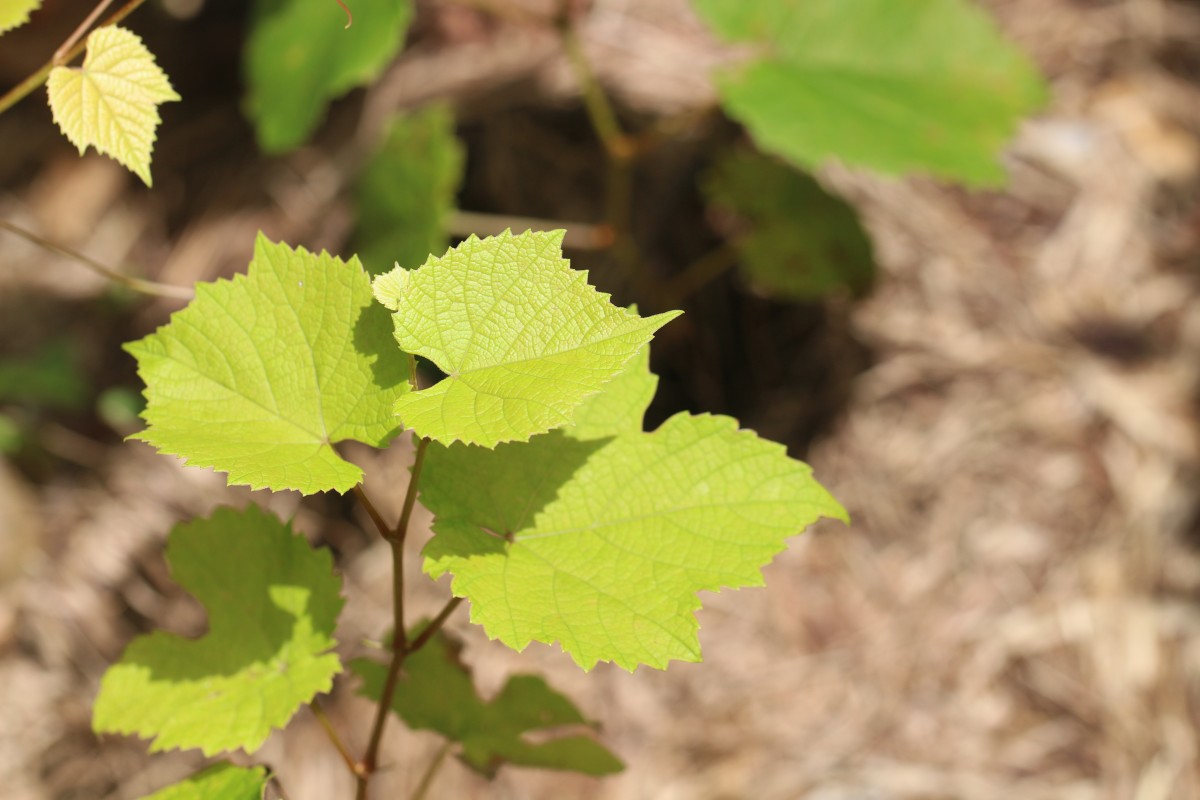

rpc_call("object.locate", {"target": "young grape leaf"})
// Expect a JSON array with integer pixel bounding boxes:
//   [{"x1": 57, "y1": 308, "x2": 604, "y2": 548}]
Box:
[
  {"x1": 47, "y1": 26, "x2": 180, "y2": 187},
  {"x1": 244, "y1": 0, "x2": 414, "y2": 153},
  {"x1": 421, "y1": 357, "x2": 847, "y2": 671},
  {"x1": 704, "y1": 151, "x2": 875, "y2": 299},
  {"x1": 140, "y1": 764, "x2": 268, "y2": 800},
  {"x1": 93, "y1": 506, "x2": 344, "y2": 755},
  {"x1": 694, "y1": 0, "x2": 1046, "y2": 185},
  {"x1": 373, "y1": 230, "x2": 680, "y2": 447},
  {"x1": 0, "y1": 0, "x2": 40, "y2": 33},
  {"x1": 125, "y1": 234, "x2": 410, "y2": 494},
  {"x1": 352, "y1": 627, "x2": 622, "y2": 777},
  {"x1": 353, "y1": 106, "x2": 464, "y2": 275}
]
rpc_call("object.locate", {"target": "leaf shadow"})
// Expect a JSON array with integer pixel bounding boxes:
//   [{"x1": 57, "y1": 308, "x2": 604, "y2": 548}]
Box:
[
  {"x1": 118, "y1": 510, "x2": 340, "y2": 684},
  {"x1": 120, "y1": 586, "x2": 313, "y2": 683},
  {"x1": 421, "y1": 430, "x2": 611, "y2": 561},
  {"x1": 353, "y1": 294, "x2": 411, "y2": 394}
]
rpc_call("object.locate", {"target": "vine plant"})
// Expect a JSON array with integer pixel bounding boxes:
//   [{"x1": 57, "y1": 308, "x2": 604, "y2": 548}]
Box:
[
  {"x1": 0, "y1": 0, "x2": 1046, "y2": 797},
  {"x1": 97, "y1": 229, "x2": 846, "y2": 798}
]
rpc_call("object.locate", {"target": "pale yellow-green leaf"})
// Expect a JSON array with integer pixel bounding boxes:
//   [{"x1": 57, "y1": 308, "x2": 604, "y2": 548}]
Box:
[
  {"x1": 0, "y1": 0, "x2": 41, "y2": 33},
  {"x1": 47, "y1": 26, "x2": 180, "y2": 186}
]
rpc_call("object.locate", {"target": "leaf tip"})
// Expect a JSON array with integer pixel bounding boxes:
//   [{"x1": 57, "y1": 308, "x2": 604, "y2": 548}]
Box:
[{"x1": 372, "y1": 265, "x2": 409, "y2": 311}]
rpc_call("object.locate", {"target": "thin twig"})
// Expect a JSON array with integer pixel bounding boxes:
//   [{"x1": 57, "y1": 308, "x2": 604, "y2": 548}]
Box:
[
  {"x1": 0, "y1": 0, "x2": 150, "y2": 115},
  {"x1": 410, "y1": 741, "x2": 453, "y2": 800},
  {"x1": 310, "y1": 699, "x2": 363, "y2": 778},
  {"x1": 392, "y1": 437, "x2": 430, "y2": 542},
  {"x1": 0, "y1": 219, "x2": 193, "y2": 300},
  {"x1": 390, "y1": 538, "x2": 408, "y2": 653},
  {"x1": 355, "y1": 547, "x2": 407, "y2": 800},
  {"x1": 352, "y1": 483, "x2": 391, "y2": 540},
  {"x1": 408, "y1": 597, "x2": 465, "y2": 656},
  {"x1": 54, "y1": 0, "x2": 118, "y2": 64},
  {"x1": 353, "y1": 594, "x2": 465, "y2": 799}
]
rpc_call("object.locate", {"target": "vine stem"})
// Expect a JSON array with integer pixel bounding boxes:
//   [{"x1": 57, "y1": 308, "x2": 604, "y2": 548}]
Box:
[
  {"x1": 0, "y1": 219, "x2": 193, "y2": 300},
  {"x1": 351, "y1": 483, "x2": 391, "y2": 541},
  {"x1": 409, "y1": 596, "x2": 465, "y2": 654},
  {"x1": 355, "y1": 438, "x2": 459, "y2": 800},
  {"x1": 352, "y1": 595, "x2": 464, "y2": 799},
  {"x1": 392, "y1": 437, "x2": 430, "y2": 544},
  {"x1": 0, "y1": 0, "x2": 151, "y2": 115}
]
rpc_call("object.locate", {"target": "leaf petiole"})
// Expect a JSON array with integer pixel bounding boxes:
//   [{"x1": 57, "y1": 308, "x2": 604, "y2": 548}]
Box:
[
  {"x1": 53, "y1": 0, "x2": 117, "y2": 64},
  {"x1": 0, "y1": 0, "x2": 149, "y2": 115}
]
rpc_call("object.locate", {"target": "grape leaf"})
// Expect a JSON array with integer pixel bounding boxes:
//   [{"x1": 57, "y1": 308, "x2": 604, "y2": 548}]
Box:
[
  {"x1": 704, "y1": 151, "x2": 875, "y2": 299},
  {"x1": 567, "y1": 334, "x2": 655, "y2": 441},
  {"x1": 0, "y1": 0, "x2": 40, "y2": 33},
  {"x1": 140, "y1": 764, "x2": 268, "y2": 800},
  {"x1": 244, "y1": 0, "x2": 414, "y2": 153},
  {"x1": 352, "y1": 627, "x2": 622, "y2": 777},
  {"x1": 47, "y1": 26, "x2": 180, "y2": 187},
  {"x1": 353, "y1": 106, "x2": 464, "y2": 275},
  {"x1": 694, "y1": 0, "x2": 1046, "y2": 185},
  {"x1": 93, "y1": 506, "x2": 344, "y2": 755},
  {"x1": 373, "y1": 230, "x2": 680, "y2": 447},
  {"x1": 421, "y1": 357, "x2": 847, "y2": 671},
  {"x1": 125, "y1": 233, "x2": 410, "y2": 494}
]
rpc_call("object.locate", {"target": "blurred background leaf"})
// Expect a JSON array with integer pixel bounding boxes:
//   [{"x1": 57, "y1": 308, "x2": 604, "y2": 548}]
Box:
[
  {"x1": 353, "y1": 105, "x2": 465, "y2": 275},
  {"x1": 704, "y1": 150, "x2": 876, "y2": 300}
]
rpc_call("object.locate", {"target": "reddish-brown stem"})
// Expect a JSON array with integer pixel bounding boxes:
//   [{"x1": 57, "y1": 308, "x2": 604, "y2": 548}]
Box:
[
  {"x1": 334, "y1": 0, "x2": 353, "y2": 28},
  {"x1": 408, "y1": 597, "x2": 464, "y2": 655},
  {"x1": 390, "y1": 537, "x2": 408, "y2": 654},
  {"x1": 354, "y1": 437, "x2": 433, "y2": 799},
  {"x1": 354, "y1": 594, "x2": 464, "y2": 799},
  {"x1": 392, "y1": 437, "x2": 429, "y2": 541},
  {"x1": 351, "y1": 483, "x2": 391, "y2": 541}
]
